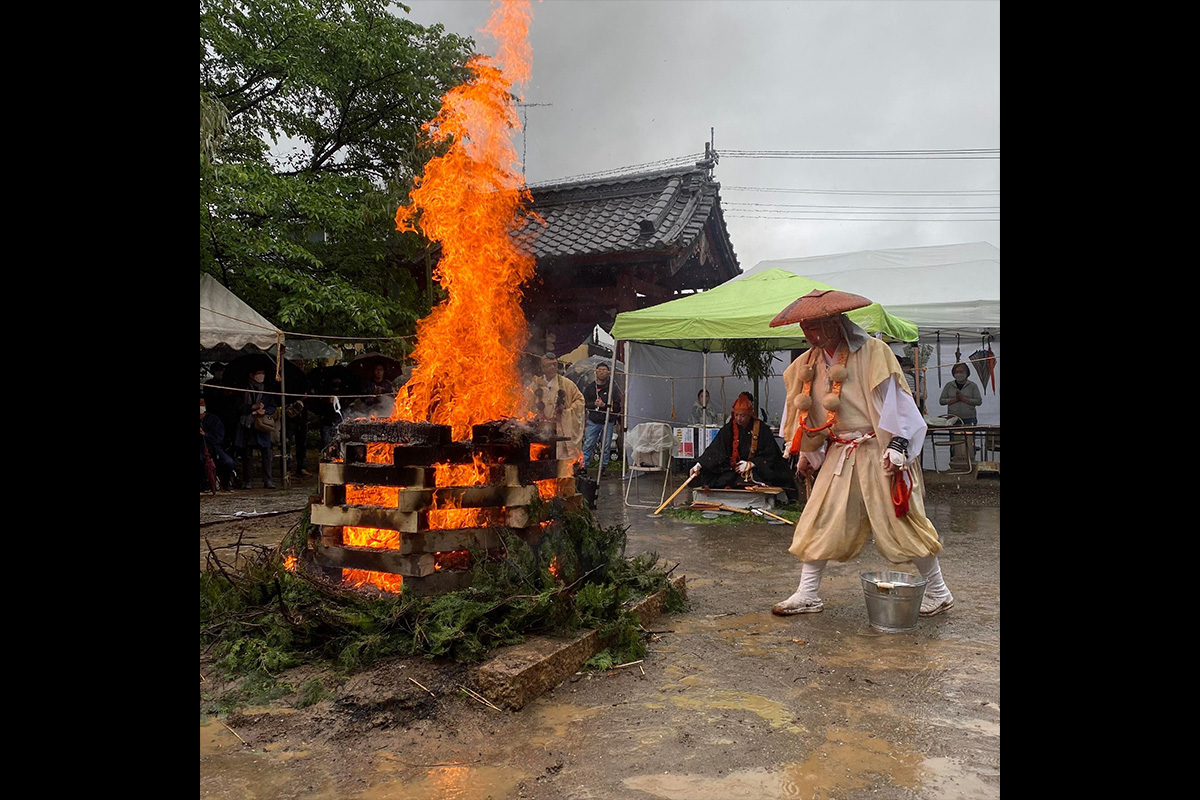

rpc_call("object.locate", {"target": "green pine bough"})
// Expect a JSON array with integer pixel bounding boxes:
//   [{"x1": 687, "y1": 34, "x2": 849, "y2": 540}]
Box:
[{"x1": 200, "y1": 501, "x2": 688, "y2": 701}]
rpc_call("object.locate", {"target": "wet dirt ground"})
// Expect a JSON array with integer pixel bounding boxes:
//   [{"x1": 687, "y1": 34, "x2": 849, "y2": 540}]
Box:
[{"x1": 200, "y1": 468, "x2": 999, "y2": 799}]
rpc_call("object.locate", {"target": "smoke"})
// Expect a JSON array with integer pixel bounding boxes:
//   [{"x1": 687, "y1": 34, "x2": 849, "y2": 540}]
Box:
[{"x1": 343, "y1": 394, "x2": 396, "y2": 421}]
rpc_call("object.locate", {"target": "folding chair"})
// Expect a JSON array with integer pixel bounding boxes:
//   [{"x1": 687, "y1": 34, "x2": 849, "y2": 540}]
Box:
[{"x1": 624, "y1": 422, "x2": 674, "y2": 508}]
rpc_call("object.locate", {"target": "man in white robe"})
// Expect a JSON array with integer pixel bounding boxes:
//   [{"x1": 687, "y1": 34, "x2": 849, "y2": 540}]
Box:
[{"x1": 769, "y1": 290, "x2": 955, "y2": 618}]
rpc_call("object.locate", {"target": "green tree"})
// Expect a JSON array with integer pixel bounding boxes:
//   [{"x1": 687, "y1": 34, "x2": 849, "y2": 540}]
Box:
[
  {"x1": 722, "y1": 339, "x2": 780, "y2": 416},
  {"x1": 200, "y1": 0, "x2": 474, "y2": 338}
]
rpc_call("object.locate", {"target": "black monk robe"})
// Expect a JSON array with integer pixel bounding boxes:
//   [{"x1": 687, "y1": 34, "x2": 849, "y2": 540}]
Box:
[{"x1": 696, "y1": 417, "x2": 793, "y2": 489}]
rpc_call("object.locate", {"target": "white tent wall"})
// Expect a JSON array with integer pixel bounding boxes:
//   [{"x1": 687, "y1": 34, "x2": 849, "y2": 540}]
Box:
[
  {"x1": 622, "y1": 342, "x2": 788, "y2": 461},
  {"x1": 624, "y1": 338, "x2": 998, "y2": 475},
  {"x1": 892, "y1": 336, "x2": 1000, "y2": 427}
]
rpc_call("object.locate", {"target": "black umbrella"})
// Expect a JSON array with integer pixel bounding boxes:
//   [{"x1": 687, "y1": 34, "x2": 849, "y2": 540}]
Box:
[
  {"x1": 349, "y1": 352, "x2": 405, "y2": 383},
  {"x1": 225, "y1": 352, "x2": 307, "y2": 397},
  {"x1": 308, "y1": 364, "x2": 359, "y2": 396},
  {"x1": 967, "y1": 349, "x2": 992, "y2": 395}
]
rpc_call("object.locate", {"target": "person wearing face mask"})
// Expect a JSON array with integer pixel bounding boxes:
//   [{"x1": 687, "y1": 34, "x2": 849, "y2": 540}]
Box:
[
  {"x1": 233, "y1": 366, "x2": 278, "y2": 489},
  {"x1": 938, "y1": 361, "x2": 983, "y2": 468},
  {"x1": 688, "y1": 389, "x2": 720, "y2": 426},
  {"x1": 770, "y1": 290, "x2": 954, "y2": 619},
  {"x1": 688, "y1": 392, "x2": 792, "y2": 489},
  {"x1": 939, "y1": 362, "x2": 982, "y2": 426},
  {"x1": 200, "y1": 395, "x2": 237, "y2": 491}
]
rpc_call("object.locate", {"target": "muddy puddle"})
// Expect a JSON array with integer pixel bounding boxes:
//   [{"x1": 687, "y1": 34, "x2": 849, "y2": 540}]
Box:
[
  {"x1": 363, "y1": 761, "x2": 528, "y2": 800},
  {"x1": 624, "y1": 725, "x2": 922, "y2": 799}
]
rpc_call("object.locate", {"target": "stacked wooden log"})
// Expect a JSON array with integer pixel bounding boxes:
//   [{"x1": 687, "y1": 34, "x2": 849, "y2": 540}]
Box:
[{"x1": 306, "y1": 419, "x2": 584, "y2": 595}]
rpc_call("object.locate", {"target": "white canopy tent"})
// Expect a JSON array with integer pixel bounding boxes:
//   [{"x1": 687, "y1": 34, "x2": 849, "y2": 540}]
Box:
[
  {"x1": 200, "y1": 273, "x2": 293, "y2": 483},
  {"x1": 734, "y1": 242, "x2": 1000, "y2": 424},
  {"x1": 734, "y1": 242, "x2": 999, "y2": 338},
  {"x1": 200, "y1": 273, "x2": 280, "y2": 350}
]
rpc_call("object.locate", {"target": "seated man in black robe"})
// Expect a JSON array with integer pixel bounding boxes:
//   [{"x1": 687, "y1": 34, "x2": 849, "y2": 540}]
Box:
[{"x1": 689, "y1": 392, "x2": 793, "y2": 489}]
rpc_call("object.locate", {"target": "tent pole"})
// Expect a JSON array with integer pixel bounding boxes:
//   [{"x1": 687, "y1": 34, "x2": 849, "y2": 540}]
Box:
[
  {"x1": 913, "y1": 337, "x2": 922, "y2": 416},
  {"x1": 622, "y1": 342, "x2": 631, "y2": 483},
  {"x1": 278, "y1": 337, "x2": 288, "y2": 487},
  {"x1": 595, "y1": 345, "x2": 619, "y2": 486},
  {"x1": 700, "y1": 349, "x2": 708, "y2": 456}
]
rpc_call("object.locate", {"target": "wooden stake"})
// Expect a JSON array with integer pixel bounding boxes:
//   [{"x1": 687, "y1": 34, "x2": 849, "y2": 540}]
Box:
[
  {"x1": 748, "y1": 507, "x2": 794, "y2": 524},
  {"x1": 458, "y1": 684, "x2": 502, "y2": 711},
  {"x1": 653, "y1": 472, "x2": 697, "y2": 515},
  {"x1": 611, "y1": 659, "x2": 644, "y2": 670},
  {"x1": 222, "y1": 722, "x2": 248, "y2": 746},
  {"x1": 409, "y1": 677, "x2": 436, "y2": 698}
]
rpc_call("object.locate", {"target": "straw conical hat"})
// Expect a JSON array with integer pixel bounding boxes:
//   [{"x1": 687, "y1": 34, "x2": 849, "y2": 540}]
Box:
[{"x1": 769, "y1": 289, "x2": 872, "y2": 327}]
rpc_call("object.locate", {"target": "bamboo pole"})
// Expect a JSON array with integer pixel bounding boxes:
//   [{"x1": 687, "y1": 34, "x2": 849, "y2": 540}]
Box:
[{"x1": 653, "y1": 471, "x2": 697, "y2": 515}]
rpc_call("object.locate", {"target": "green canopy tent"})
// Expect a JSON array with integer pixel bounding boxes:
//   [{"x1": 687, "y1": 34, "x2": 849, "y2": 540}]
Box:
[
  {"x1": 599, "y1": 269, "x2": 918, "y2": 487},
  {"x1": 609, "y1": 268, "x2": 917, "y2": 350}
]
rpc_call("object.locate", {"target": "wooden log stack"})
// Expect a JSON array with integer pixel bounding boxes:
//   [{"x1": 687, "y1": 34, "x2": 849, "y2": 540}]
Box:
[{"x1": 305, "y1": 419, "x2": 584, "y2": 596}]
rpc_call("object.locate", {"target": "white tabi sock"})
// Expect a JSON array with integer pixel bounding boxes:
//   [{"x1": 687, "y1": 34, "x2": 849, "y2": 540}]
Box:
[{"x1": 912, "y1": 555, "x2": 953, "y2": 604}]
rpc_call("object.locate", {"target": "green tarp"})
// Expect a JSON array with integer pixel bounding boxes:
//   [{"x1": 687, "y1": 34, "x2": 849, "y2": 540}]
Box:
[{"x1": 609, "y1": 268, "x2": 918, "y2": 352}]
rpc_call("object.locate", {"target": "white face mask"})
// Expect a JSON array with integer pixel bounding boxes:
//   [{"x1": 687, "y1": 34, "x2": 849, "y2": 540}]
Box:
[
  {"x1": 200, "y1": 406, "x2": 207, "y2": 415},
  {"x1": 252, "y1": 373, "x2": 265, "y2": 383}
]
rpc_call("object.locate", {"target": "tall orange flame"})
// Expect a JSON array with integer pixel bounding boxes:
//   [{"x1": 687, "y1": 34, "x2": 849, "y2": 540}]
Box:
[{"x1": 392, "y1": 0, "x2": 538, "y2": 440}]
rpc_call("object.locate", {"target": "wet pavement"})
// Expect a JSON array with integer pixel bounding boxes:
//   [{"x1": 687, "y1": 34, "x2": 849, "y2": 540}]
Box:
[{"x1": 201, "y1": 474, "x2": 1000, "y2": 799}]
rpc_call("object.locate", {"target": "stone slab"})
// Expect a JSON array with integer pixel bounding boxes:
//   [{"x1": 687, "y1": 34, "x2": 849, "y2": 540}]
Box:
[{"x1": 471, "y1": 574, "x2": 687, "y2": 710}]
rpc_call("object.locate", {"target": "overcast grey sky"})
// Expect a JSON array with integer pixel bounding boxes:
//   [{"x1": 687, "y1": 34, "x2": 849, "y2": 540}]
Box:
[{"x1": 401, "y1": 0, "x2": 999, "y2": 273}]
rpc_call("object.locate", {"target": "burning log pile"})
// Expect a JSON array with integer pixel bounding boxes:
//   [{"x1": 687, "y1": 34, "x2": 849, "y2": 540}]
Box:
[{"x1": 304, "y1": 418, "x2": 583, "y2": 595}]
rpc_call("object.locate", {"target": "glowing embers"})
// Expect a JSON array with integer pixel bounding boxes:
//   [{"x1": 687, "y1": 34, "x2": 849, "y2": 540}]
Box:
[
  {"x1": 283, "y1": 555, "x2": 298, "y2": 572},
  {"x1": 530, "y1": 442, "x2": 553, "y2": 461},
  {"x1": 434, "y1": 549, "x2": 472, "y2": 573},
  {"x1": 343, "y1": 569, "x2": 404, "y2": 593},
  {"x1": 535, "y1": 478, "x2": 560, "y2": 501},
  {"x1": 434, "y1": 453, "x2": 493, "y2": 487},
  {"x1": 548, "y1": 555, "x2": 561, "y2": 578},
  {"x1": 345, "y1": 484, "x2": 401, "y2": 508}
]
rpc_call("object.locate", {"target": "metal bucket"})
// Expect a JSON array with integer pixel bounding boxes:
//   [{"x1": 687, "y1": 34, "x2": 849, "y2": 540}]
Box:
[{"x1": 860, "y1": 571, "x2": 927, "y2": 633}]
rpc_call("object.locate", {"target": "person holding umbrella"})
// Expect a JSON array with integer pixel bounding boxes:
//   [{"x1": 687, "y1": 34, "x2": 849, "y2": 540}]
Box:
[
  {"x1": 228, "y1": 354, "x2": 278, "y2": 489},
  {"x1": 770, "y1": 290, "x2": 955, "y2": 618}
]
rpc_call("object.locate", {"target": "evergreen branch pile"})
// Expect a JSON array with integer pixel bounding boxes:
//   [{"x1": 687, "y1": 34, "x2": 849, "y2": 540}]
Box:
[{"x1": 200, "y1": 501, "x2": 687, "y2": 685}]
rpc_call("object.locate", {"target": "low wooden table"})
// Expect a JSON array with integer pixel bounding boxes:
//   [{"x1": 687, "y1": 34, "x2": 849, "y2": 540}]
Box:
[{"x1": 692, "y1": 486, "x2": 783, "y2": 510}]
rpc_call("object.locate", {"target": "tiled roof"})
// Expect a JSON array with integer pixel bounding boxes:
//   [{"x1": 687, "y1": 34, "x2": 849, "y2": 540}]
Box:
[{"x1": 514, "y1": 164, "x2": 738, "y2": 269}]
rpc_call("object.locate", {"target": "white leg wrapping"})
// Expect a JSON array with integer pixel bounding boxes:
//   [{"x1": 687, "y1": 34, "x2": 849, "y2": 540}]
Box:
[
  {"x1": 797, "y1": 559, "x2": 828, "y2": 600},
  {"x1": 912, "y1": 555, "x2": 953, "y2": 604}
]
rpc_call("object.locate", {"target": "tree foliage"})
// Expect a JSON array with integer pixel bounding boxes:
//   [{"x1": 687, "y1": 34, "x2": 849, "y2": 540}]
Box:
[
  {"x1": 722, "y1": 338, "x2": 781, "y2": 408},
  {"x1": 199, "y1": 0, "x2": 475, "y2": 337}
]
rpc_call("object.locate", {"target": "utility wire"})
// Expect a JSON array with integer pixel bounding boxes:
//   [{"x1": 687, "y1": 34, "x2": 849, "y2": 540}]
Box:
[
  {"x1": 725, "y1": 214, "x2": 1000, "y2": 222},
  {"x1": 724, "y1": 201, "x2": 1000, "y2": 211},
  {"x1": 722, "y1": 147, "x2": 998, "y2": 160},
  {"x1": 528, "y1": 153, "x2": 706, "y2": 186},
  {"x1": 722, "y1": 185, "x2": 999, "y2": 196}
]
